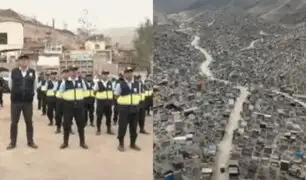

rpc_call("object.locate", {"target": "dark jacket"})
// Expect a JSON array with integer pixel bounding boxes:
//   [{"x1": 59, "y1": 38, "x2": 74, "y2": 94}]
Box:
[{"x1": 10, "y1": 68, "x2": 36, "y2": 103}]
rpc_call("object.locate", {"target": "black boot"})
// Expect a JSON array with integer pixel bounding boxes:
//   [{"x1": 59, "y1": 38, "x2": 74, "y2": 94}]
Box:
[
  {"x1": 55, "y1": 127, "x2": 61, "y2": 134},
  {"x1": 60, "y1": 131, "x2": 69, "y2": 149},
  {"x1": 118, "y1": 139, "x2": 124, "y2": 152},
  {"x1": 79, "y1": 130, "x2": 88, "y2": 149},
  {"x1": 107, "y1": 127, "x2": 114, "y2": 135},
  {"x1": 130, "y1": 137, "x2": 141, "y2": 151}
]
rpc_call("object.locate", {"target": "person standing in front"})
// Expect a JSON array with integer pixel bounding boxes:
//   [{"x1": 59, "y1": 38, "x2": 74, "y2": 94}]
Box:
[
  {"x1": 114, "y1": 67, "x2": 141, "y2": 152},
  {"x1": 94, "y1": 70, "x2": 114, "y2": 135},
  {"x1": 58, "y1": 65, "x2": 88, "y2": 149},
  {"x1": 7, "y1": 54, "x2": 38, "y2": 150},
  {"x1": 45, "y1": 72, "x2": 58, "y2": 126}
]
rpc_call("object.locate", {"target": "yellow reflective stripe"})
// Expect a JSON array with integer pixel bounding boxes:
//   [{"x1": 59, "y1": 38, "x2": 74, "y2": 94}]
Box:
[
  {"x1": 96, "y1": 91, "x2": 113, "y2": 99},
  {"x1": 55, "y1": 91, "x2": 62, "y2": 98},
  {"x1": 117, "y1": 94, "x2": 140, "y2": 105},
  {"x1": 83, "y1": 90, "x2": 90, "y2": 97},
  {"x1": 90, "y1": 90, "x2": 95, "y2": 97},
  {"x1": 46, "y1": 90, "x2": 55, "y2": 96},
  {"x1": 149, "y1": 90, "x2": 153, "y2": 95},
  {"x1": 41, "y1": 86, "x2": 47, "y2": 91},
  {"x1": 140, "y1": 92, "x2": 146, "y2": 101},
  {"x1": 145, "y1": 90, "x2": 149, "y2": 96},
  {"x1": 62, "y1": 89, "x2": 84, "y2": 101}
]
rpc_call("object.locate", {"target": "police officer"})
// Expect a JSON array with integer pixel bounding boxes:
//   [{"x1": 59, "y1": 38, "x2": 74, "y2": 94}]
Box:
[
  {"x1": 58, "y1": 66, "x2": 88, "y2": 149},
  {"x1": 135, "y1": 75, "x2": 150, "y2": 134},
  {"x1": 55, "y1": 69, "x2": 68, "y2": 133},
  {"x1": 94, "y1": 70, "x2": 114, "y2": 135},
  {"x1": 145, "y1": 81, "x2": 153, "y2": 116},
  {"x1": 40, "y1": 73, "x2": 48, "y2": 115},
  {"x1": 84, "y1": 74, "x2": 95, "y2": 127},
  {"x1": 36, "y1": 73, "x2": 44, "y2": 110},
  {"x1": 7, "y1": 54, "x2": 38, "y2": 150},
  {"x1": 112, "y1": 73, "x2": 124, "y2": 125},
  {"x1": 45, "y1": 71, "x2": 58, "y2": 126},
  {"x1": 114, "y1": 67, "x2": 141, "y2": 152},
  {"x1": 0, "y1": 76, "x2": 3, "y2": 107}
]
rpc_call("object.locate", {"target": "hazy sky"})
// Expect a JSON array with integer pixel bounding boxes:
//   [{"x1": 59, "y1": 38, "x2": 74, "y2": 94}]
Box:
[{"x1": 1, "y1": 0, "x2": 153, "y2": 31}]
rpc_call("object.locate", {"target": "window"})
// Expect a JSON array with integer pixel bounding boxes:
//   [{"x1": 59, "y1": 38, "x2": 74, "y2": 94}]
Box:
[
  {"x1": 0, "y1": 33, "x2": 8, "y2": 44},
  {"x1": 95, "y1": 44, "x2": 100, "y2": 49}
]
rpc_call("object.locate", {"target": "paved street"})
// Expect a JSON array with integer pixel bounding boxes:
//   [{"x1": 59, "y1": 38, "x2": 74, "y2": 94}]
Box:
[{"x1": 0, "y1": 94, "x2": 153, "y2": 180}]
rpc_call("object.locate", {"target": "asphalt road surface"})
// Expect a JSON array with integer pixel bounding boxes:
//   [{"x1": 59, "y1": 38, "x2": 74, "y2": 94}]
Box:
[{"x1": 0, "y1": 94, "x2": 153, "y2": 180}]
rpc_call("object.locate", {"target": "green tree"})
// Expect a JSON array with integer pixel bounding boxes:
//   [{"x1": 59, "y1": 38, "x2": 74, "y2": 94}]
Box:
[{"x1": 133, "y1": 19, "x2": 153, "y2": 74}]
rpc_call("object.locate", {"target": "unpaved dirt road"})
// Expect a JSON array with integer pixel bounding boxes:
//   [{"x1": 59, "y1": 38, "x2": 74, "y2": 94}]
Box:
[{"x1": 0, "y1": 94, "x2": 153, "y2": 180}]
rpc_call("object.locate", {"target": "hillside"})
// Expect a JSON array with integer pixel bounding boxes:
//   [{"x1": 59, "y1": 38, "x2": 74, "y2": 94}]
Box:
[
  {"x1": 0, "y1": 9, "x2": 80, "y2": 49},
  {"x1": 99, "y1": 27, "x2": 137, "y2": 49},
  {"x1": 154, "y1": 0, "x2": 306, "y2": 26}
]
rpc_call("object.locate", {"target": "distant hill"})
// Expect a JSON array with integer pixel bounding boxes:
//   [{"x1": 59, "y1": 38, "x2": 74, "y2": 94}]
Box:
[
  {"x1": 0, "y1": 9, "x2": 79, "y2": 49},
  {"x1": 99, "y1": 27, "x2": 137, "y2": 49},
  {"x1": 154, "y1": 0, "x2": 306, "y2": 25}
]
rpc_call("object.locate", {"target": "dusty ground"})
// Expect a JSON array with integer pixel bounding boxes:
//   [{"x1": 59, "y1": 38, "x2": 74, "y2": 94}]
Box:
[{"x1": 0, "y1": 94, "x2": 153, "y2": 180}]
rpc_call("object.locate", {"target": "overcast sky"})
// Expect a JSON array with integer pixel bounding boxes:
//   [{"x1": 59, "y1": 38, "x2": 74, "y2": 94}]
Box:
[{"x1": 1, "y1": 0, "x2": 153, "y2": 31}]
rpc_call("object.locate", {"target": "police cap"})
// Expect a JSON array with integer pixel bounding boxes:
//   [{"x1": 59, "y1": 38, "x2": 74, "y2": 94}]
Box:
[
  {"x1": 68, "y1": 65, "x2": 78, "y2": 71},
  {"x1": 85, "y1": 74, "x2": 92, "y2": 78},
  {"x1": 101, "y1": 70, "x2": 109, "y2": 75},
  {"x1": 17, "y1": 54, "x2": 29, "y2": 61},
  {"x1": 124, "y1": 67, "x2": 133, "y2": 73},
  {"x1": 61, "y1": 69, "x2": 69, "y2": 73}
]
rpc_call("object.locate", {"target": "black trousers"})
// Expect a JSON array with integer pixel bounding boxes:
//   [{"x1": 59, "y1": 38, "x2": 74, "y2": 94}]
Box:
[
  {"x1": 117, "y1": 108, "x2": 138, "y2": 145},
  {"x1": 36, "y1": 89, "x2": 42, "y2": 110},
  {"x1": 10, "y1": 102, "x2": 34, "y2": 145},
  {"x1": 41, "y1": 93, "x2": 47, "y2": 114},
  {"x1": 113, "y1": 101, "x2": 119, "y2": 123},
  {"x1": 138, "y1": 107, "x2": 146, "y2": 130},
  {"x1": 0, "y1": 90, "x2": 3, "y2": 106},
  {"x1": 55, "y1": 99, "x2": 64, "y2": 129},
  {"x1": 145, "y1": 96, "x2": 153, "y2": 115},
  {"x1": 63, "y1": 102, "x2": 85, "y2": 145},
  {"x1": 46, "y1": 97, "x2": 56, "y2": 124},
  {"x1": 96, "y1": 103, "x2": 112, "y2": 131},
  {"x1": 84, "y1": 98, "x2": 94, "y2": 125}
]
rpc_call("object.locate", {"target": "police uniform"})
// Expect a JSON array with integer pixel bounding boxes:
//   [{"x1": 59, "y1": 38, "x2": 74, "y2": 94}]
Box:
[
  {"x1": 112, "y1": 73, "x2": 124, "y2": 124},
  {"x1": 94, "y1": 70, "x2": 114, "y2": 135},
  {"x1": 83, "y1": 74, "x2": 95, "y2": 126},
  {"x1": 45, "y1": 72, "x2": 58, "y2": 126},
  {"x1": 145, "y1": 83, "x2": 153, "y2": 116},
  {"x1": 7, "y1": 54, "x2": 38, "y2": 150},
  {"x1": 54, "y1": 69, "x2": 68, "y2": 133},
  {"x1": 135, "y1": 75, "x2": 150, "y2": 134},
  {"x1": 114, "y1": 67, "x2": 141, "y2": 152},
  {"x1": 40, "y1": 74, "x2": 49, "y2": 115},
  {"x1": 58, "y1": 66, "x2": 88, "y2": 149},
  {"x1": 36, "y1": 74, "x2": 44, "y2": 110}
]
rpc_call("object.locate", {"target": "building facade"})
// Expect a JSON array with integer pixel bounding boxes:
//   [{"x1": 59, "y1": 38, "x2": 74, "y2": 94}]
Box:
[
  {"x1": 85, "y1": 40, "x2": 106, "y2": 51},
  {"x1": 60, "y1": 50, "x2": 94, "y2": 74},
  {"x1": 0, "y1": 21, "x2": 24, "y2": 68}
]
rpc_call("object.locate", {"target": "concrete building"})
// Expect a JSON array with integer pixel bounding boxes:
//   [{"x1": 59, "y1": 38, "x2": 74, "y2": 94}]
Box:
[
  {"x1": 85, "y1": 40, "x2": 106, "y2": 51},
  {"x1": 0, "y1": 21, "x2": 24, "y2": 69},
  {"x1": 43, "y1": 43, "x2": 63, "y2": 54},
  {"x1": 60, "y1": 50, "x2": 94, "y2": 74}
]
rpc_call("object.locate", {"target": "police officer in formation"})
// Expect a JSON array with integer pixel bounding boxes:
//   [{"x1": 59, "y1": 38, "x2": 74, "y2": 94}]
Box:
[
  {"x1": 135, "y1": 75, "x2": 150, "y2": 134},
  {"x1": 58, "y1": 66, "x2": 88, "y2": 149},
  {"x1": 114, "y1": 67, "x2": 142, "y2": 152},
  {"x1": 112, "y1": 73, "x2": 124, "y2": 125},
  {"x1": 54, "y1": 69, "x2": 69, "y2": 133},
  {"x1": 38, "y1": 73, "x2": 48, "y2": 115},
  {"x1": 94, "y1": 70, "x2": 114, "y2": 135},
  {"x1": 45, "y1": 72, "x2": 58, "y2": 126},
  {"x1": 7, "y1": 54, "x2": 38, "y2": 150},
  {"x1": 83, "y1": 74, "x2": 95, "y2": 127}
]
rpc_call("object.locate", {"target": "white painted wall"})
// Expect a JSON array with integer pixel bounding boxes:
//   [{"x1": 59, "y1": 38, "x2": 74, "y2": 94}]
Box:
[
  {"x1": 85, "y1": 40, "x2": 106, "y2": 51},
  {"x1": 37, "y1": 56, "x2": 60, "y2": 66},
  {"x1": 0, "y1": 21, "x2": 24, "y2": 51}
]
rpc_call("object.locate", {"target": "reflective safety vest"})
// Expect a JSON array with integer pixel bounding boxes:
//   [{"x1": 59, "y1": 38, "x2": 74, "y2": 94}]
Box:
[
  {"x1": 145, "y1": 89, "x2": 153, "y2": 97},
  {"x1": 117, "y1": 81, "x2": 141, "y2": 105},
  {"x1": 55, "y1": 80, "x2": 63, "y2": 98},
  {"x1": 62, "y1": 79, "x2": 84, "y2": 101},
  {"x1": 46, "y1": 80, "x2": 56, "y2": 97},
  {"x1": 40, "y1": 80, "x2": 47, "y2": 92},
  {"x1": 139, "y1": 82, "x2": 146, "y2": 102},
  {"x1": 96, "y1": 80, "x2": 113, "y2": 100},
  {"x1": 83, "y1": 81, "x2": 94, "y2": 98}
]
